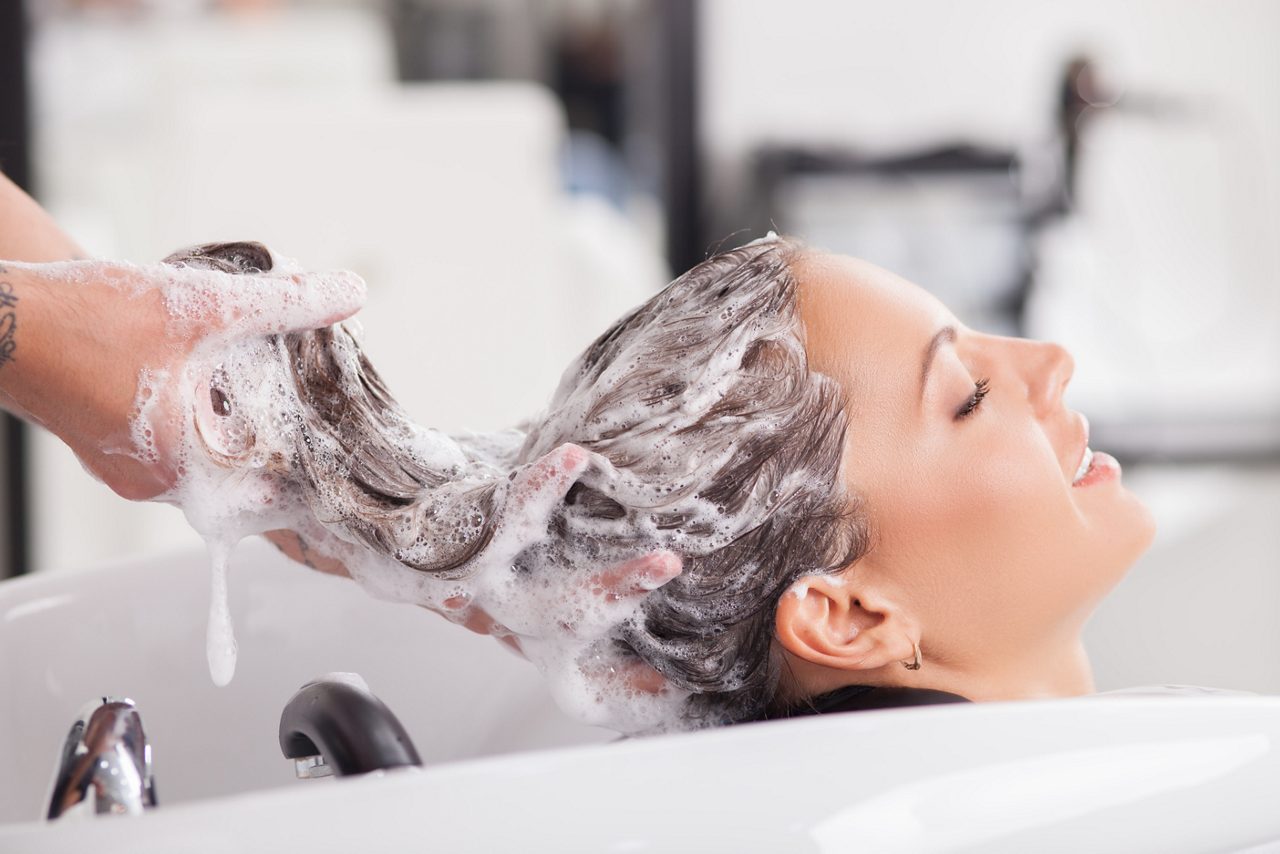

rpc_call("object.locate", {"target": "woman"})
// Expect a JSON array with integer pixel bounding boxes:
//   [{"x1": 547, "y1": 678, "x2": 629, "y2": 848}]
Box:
[
  {"x1": 0, "y1": 183, "x2": 1162, "y2": 730},
  {"x1": 763, "y1": 243, "x2": 1155, "y2": 714},
  {"x1": 163, "y1": 231, "x2": 1157, "y2": 731},
  {"x1": 530, "y1": 234, "x2": 1155, "y2": 722}
]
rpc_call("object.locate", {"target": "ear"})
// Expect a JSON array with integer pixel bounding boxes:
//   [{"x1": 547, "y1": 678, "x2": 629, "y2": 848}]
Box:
[{"x1": 774, "y1": 573, "x2": 918, "y2": 673}]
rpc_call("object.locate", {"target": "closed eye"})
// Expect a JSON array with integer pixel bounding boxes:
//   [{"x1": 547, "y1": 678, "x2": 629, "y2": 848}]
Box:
[{"x1": 955, "y1": 378, "x2": 990, "y2": 420}]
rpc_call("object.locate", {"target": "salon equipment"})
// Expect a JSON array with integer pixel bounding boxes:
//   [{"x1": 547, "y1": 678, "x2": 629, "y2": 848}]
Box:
[
  {"x1": 279, "y1": 675, "x2": 422, "y2": 778},
  {"x1": 749, "y1": 142, "x2": 1033, "y2": 338},
  {"x1": 45, "y1": 697, "x2": 157, "y2": 820},
  {"x1": 8, "y1": 541, "x2": 1280, "y2": 851}
]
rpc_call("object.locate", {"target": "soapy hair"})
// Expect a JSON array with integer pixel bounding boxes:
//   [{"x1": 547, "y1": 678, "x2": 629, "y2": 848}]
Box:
[
  {"x1": 515, "y1": 236, "x2": 868, "y2": 723},
  {"x1": 164, "y1": 237, "x2": 868, "y2": 725}
]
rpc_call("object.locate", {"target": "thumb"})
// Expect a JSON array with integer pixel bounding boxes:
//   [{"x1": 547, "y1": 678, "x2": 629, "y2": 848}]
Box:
[{"x1": 222, "y1": 268, "x2": 368, "y2": 337}]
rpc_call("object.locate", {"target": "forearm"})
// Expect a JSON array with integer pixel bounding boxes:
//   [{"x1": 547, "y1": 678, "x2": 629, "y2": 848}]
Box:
[
  {"x1": 0, "y1": 173, "x2": 87, "y2": 424},
  {"x1": 0, "y1": 172, "x2": 86, "y2": 262},
  {"x1": 0, "y1": 259, "x2": 170, "y2": 498},
  {"x1": 0, "y1": 262, "x2": 92, "y2": 435}
]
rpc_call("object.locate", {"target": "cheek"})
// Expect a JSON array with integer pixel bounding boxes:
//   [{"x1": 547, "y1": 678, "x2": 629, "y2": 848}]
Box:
[
  {"x1": 922, "y1": 440, "x2": 1073, "y2": 562},
  {"x1": 911, "y1": 418, "x2": 1067, "y2": 526},
  {"x1": 877, "y1": 425, "x2": 1091, "y2": 626}
]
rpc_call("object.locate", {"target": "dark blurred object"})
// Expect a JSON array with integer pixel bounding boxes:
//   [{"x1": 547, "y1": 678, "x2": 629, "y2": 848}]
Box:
[
  {"x1": 736, "y1": 55, "x2": 1131, "y2": 340},
  {"x1": 0, "y1": 3, "x2": 32, "y2": 213},
  {"x1": 387, "y1": 0, "x2": 499, "y2": 81},
  {"x1": 554, "y1": 11, "x2": 624, "y2": 146},
  {"x1": 279, "y1": 677, "x2": 422, "y2": 778},
  {"x1": 387, "y1": 0, "x2": 702, "y2": 280},
  {"x1": 0, "y1": 0, "x2": 31, "y2": 580},
  {"x1": 1052, "y1": 54, "x2": 1124, "y2": 216},
  {"x1": 620, "y1": 0, "x2": 702, "y2": 277},
  {"x1": 1059, "y1": 56, "x2": 1099, "y2": 208},
  {"x1": 748, "y1": 142, "x2": 1033, "y2": 337}
]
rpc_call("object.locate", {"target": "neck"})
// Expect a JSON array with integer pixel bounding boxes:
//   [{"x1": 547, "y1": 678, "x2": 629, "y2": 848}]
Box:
[
  {"x1": 785, "y1": 634, "x2": 1096, "y2": 705},
  {"x1": 933, "y1": 636, "x2": 1096, "y2": 702}
]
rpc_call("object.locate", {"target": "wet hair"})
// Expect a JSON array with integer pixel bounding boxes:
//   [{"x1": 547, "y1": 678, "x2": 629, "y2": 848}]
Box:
[
  {"x1": 164, "y1": 236, "x2": 870, "y2": 725},
  {"x1": 515, "y1": 236, "x2": 869, "y2": 722}
]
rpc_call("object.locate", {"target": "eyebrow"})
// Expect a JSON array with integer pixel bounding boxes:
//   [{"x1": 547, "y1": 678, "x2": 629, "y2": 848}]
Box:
[{"x1": 920, "y1": 325, "x2": 957, "y2": 400}]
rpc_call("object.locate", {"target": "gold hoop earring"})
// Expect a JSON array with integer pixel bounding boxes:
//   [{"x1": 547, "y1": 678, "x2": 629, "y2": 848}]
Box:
[{"x1": 901, "y1": 640, "x2": 922, "y2": 671}]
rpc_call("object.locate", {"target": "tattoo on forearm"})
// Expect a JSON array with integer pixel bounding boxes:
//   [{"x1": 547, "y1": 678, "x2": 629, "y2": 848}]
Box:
[
  {"x1": 0, "y1": 281, "x2": 17, "y2": 370},
  {"x1": 268, "y1": 530, "x2": 320, "y2": 571},
  {"x1": 294, "y1": 534, "x2": 320, "y2": 571}
]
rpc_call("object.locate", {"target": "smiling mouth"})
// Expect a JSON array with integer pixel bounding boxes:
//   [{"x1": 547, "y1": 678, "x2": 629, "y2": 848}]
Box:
[
  {"x1": 1072, "y1": 446, "x2": 1094, "y2": 485},
  {"x1": 1069, "y1": 412, "x2": 1092, "y2": 486},
  {"x1": 1069, "y1": 412, "x2": 1121, "y2": 487}
]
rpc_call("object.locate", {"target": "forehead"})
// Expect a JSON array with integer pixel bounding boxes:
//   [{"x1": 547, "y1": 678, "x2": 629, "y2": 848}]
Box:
[{"x1": 792, "y1": 251, "x2": 950, "y2": 400}]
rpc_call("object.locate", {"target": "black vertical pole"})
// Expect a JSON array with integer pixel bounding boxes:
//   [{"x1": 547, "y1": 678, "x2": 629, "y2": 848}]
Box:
[
  {"x1": 660, "y1": 0, "x2": 702, "y2": 277},
  {"x1": 0, "y1": 0, "x2": 31, "y2": 578}
]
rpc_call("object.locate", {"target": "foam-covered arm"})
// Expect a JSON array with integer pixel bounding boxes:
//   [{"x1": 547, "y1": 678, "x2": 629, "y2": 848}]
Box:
[{"x1": 0, "y1": 257, "x2": 365, "y2": 501}]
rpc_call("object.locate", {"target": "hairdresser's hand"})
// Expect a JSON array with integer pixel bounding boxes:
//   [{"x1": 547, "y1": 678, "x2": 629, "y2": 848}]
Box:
[
  {"x1": 448, "y1": 443, "x2": 681, "y2": 694},
  {"x1": 263, "y1": 525, "x2": 678, "y2": 695},
  {"x1": 0, "y1": 256, "x2": 365, "y2": 501}
]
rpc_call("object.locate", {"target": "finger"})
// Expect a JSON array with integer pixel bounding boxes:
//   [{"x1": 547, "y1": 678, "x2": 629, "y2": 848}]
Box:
[
  {"x1": 580, "y1": 651, "x2": 669, "y2": 696},
  {"x1": 263, "y1": 529, "x2": 352, "y2": 577},
  {"x1": 220, "y1": 269, "x2": 368, "y2": 337},
  {"x1": 620, "y1": 659, "x2": 667, "y2": 695},
  {"x1": 588, "y1": 550, "x2": 682, "y2": 602},
  {"x1": 498, "y1": 635, "x2": 527, "y2": 659},
  {"x1": 264, "y1": 529, "x2": 299, "y2": 559},
  {"x1": 507, "y1": 443, "x2": 592, "y2": 521},
  {"x1": 460, "y1": 609, "x2": 497, "y2": 635},
  {"x1": 440, "y1": 598, "x2": 508, "y2": 638}
]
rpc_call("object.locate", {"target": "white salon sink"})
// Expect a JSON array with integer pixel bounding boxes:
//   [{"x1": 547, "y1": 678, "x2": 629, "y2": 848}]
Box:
[{"x1": 2, "y1": 540, "x2": 1279, "y2": 852}]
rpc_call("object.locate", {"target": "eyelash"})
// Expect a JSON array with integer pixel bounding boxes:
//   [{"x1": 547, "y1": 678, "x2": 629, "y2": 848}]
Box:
[{"x1": 955, "y1": 377, "x2": 991, "y2": 420}]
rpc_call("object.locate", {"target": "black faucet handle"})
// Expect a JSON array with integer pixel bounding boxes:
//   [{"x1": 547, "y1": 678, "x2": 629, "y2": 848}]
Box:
[{"x1": 279, "y1": 675, "x2": 423, "y2": 778}]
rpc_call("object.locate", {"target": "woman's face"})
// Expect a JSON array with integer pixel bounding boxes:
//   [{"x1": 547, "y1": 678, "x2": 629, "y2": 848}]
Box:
[{"x1": 790, "y1": 251, "x2": 1156, "y2": 681}]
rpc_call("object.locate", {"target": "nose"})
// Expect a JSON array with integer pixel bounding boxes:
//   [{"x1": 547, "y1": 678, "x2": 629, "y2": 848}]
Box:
[{"x1": 1025, "y1": 340, "x2": 1074, "y2": 418}]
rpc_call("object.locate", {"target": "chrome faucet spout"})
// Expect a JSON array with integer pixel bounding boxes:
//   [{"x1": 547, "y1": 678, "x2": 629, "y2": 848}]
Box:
[{"x1": 46, "y1": 697, "x2": 158, "y2": 820}]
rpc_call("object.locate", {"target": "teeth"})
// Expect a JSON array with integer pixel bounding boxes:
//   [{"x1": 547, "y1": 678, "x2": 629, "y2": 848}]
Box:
[{"x1": 1073, "y1": 447, "x2": 1094, "y2": 484}]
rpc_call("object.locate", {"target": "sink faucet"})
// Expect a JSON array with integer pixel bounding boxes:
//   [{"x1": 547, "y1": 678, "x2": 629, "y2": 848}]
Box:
[
  {"x1": 46, "y1": 697, "x2": 158, "y2": 820},
  {"x1": 279, "y1": 673, "x2": 422, "y2": 778}
]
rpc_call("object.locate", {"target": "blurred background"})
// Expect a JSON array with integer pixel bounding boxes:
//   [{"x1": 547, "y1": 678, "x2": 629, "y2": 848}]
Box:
[{"x1": 0, "y1": 0, "x2": 1276, "y2": 695}]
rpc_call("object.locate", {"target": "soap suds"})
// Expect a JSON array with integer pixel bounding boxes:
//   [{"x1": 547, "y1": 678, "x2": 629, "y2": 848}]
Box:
[
  {"x1": 116, "y1": 248, "x2": 683, "y2": 731},
  {"x1": 121, "y1": 234, "x2": 835, "y2": 735},
  {"x1": 205, "y1": 538, "x2": 237, "y2": 687}
]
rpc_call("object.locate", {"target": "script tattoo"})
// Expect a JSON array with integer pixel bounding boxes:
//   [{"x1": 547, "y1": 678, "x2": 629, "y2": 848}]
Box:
[
  {"x1": 0, "y1": 278, "x2": 16, "y2": 370},
  {"x1": 268, "y1": 530, "x2": 320, "y2": 571},
  {"x1": 294, "y1": 533, "x2": 321, "y2": 571}
]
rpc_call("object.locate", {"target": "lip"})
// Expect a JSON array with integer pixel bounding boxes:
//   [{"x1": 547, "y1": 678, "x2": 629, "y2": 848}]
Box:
[
  {"x1": 1069, "y1": 412, "x2": 1090, "y2": 485},
  {"x1": 1074, "y1": 450, "x2": 1120, "y2": 487}
]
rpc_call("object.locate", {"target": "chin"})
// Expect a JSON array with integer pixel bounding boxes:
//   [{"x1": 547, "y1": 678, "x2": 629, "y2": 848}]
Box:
[
  {"x1": 1126, "y1": 488, "x2": 1158, "y2": 554},
  {"x1": 1103, "y1": 491, "x2": 1158, "y2": 590}
]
